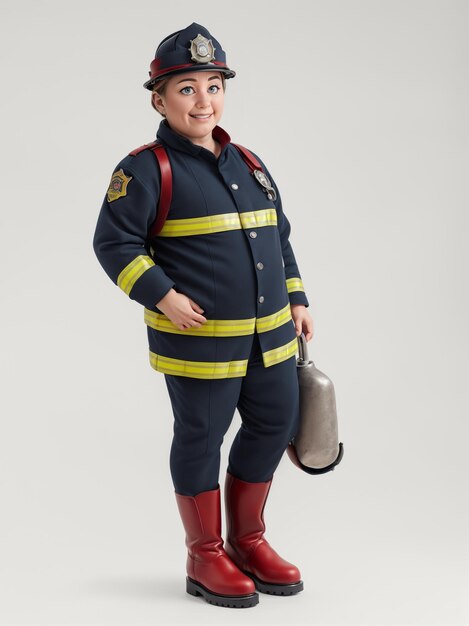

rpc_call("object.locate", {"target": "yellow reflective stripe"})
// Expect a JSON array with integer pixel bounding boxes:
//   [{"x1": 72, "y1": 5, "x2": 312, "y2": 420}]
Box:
[
  {"x1": 262, "y1": 336, "x2": 298, "y2": 367},
  {"x1": 117, "y1": 255, "x2": 155, "y2": 295},
  {"x1": 159, "y1": 213, "x2": 241, "y2": 236},
  {"x1": 144, "y1": 302, "x2": 292, "y2": 336},
  {"x1": 286, "y1": 277, "x2": 305, "y2": 293},
  {"x1": 144, "y1": 308, "x2": 256, "y2": 336},
  {"x1": 256, "y1": 302, "x2": 292, "y2": 333},
  {"x1": 149, "y1": 351, "x2": 248, "y2": 379},
  {"x1": 239, "y1": 208, "x2": 277, "y2": 229},
  {"x1": 157, "y1": 208, "x2": 277, "y2": 237}
]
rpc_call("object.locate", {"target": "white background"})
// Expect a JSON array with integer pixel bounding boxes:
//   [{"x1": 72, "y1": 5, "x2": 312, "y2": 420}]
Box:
[{"x1": 0, "y1": 0, "x2": 468, "y2": 624}]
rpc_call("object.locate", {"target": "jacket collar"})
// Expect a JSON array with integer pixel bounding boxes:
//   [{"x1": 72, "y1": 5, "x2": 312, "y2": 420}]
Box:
[{"x1": 156, "y1": 118, "x2": 231, "y2": 158}]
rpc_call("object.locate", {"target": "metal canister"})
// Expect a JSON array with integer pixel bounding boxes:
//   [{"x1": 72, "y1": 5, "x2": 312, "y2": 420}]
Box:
[{"x1": 286, "y1": 333, "x2": 344, "y2": 474}]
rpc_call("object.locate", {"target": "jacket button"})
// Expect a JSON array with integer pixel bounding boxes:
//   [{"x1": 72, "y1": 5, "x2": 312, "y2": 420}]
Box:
[
  {"x1": 249, "y1": 231, "x2": 257, "y2": 238},
  {"x1": 258, "y1": 295, "x2": 264, "y2": 303},
  {"x1": 256, "y1": 262, "x2": 264, "y2": 270},
  {"x1": 231, "y1": 183, "x2": 239, "y2": 190}
]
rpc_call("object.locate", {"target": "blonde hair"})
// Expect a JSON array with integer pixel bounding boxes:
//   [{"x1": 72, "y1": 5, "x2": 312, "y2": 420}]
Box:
[{"x1": 151, "y1": 73, "x2": 226, "y2": 117}]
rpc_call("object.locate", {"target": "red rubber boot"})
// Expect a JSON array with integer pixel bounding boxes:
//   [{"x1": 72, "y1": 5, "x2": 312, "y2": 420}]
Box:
[
  {"x1": 175, "y1": 484, "x2": 259, "y2": 608},
  {"x1": 224, "y1": 471, "x2": 304, "y2": 595}
]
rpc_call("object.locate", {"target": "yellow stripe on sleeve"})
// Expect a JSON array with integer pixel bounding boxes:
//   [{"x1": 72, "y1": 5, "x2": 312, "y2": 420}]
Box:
[
  {"x1": 117, "y1": 255, "x2": 155, "y2": 295},
  {"x1": 286, "y1": 277, "x2": 305, "y2": 294}
]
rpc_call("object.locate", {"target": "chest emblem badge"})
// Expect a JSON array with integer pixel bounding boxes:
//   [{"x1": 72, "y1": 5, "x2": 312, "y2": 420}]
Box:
[
  {"x1": 253, "y1": 169, "x2": 277, "y2": 201},
  {"x1": 107, "y1": 169, "x2": 133, "y2": 203}
]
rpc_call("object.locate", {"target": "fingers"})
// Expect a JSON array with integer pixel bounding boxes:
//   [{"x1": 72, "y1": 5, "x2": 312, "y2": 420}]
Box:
[
  {"x1": 293, "y1": 316, "x2": 314, "y2": 341},
  {"x1": 187, "y1": 298, "x2": 207, "y2": 322},
  {"x1": 188, "y1": 297, "x2": 204, "y2": 314},
  {"x1": 174, "y1": 297, "x2": 206, "y2": 331},
  {"x1": 178, "y1": 316, "x2": 205, "y2": 330},
  {"x1": 306, "y1": 319, "x2": 314, "y2": 342}
]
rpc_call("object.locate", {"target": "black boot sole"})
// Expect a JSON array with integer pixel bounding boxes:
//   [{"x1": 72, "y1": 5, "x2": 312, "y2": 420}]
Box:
[
  {"x1": 242, "y1": 571, "x2": 304, "y2": 595},
  {"x1": 186, "y1": 576, "x2": 259, "y2": 608}
]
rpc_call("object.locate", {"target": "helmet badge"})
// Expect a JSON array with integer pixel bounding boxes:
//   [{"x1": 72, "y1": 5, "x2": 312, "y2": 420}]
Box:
[{"x1": 189, "y1": 34, "x2": 216, "y2": 63}]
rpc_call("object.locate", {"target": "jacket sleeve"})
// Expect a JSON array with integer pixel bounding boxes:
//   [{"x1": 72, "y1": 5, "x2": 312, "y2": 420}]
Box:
[
  {"x1": 92, "y1": 158, "x2": 176, "y2": 310},
  {"x1": 251, "y1": 152, "x2": 310, "y2": 308}
]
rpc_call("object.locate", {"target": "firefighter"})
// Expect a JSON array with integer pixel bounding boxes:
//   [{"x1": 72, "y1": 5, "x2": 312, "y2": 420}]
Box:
[{"x1": 93, "y1": 22, "x2": 314, "y2": 608}]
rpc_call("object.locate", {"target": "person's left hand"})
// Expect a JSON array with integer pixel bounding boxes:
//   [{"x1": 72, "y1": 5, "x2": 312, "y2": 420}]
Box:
[{"x1": 290, "y1": 304, "x2": 314, "y2": 341}]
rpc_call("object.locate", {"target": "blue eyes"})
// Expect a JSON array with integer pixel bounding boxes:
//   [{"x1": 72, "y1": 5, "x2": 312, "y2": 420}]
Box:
[{"x1": 180, "y1": 85, "x2": 220, "y2": 95}]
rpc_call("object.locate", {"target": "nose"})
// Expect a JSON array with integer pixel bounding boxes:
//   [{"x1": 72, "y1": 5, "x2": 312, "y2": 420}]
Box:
[{"x1": 195, "y1": 90, "x2": 211, "y2": 109}]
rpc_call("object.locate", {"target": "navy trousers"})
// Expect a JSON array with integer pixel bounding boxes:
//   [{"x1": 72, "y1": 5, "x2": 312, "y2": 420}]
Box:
[{"x1": 163, "y1": 331, "x2": 300, "y2": 496}]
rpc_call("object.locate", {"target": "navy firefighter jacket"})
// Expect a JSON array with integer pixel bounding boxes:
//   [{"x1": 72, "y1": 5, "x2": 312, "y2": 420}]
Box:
[{"x1": 93, "y1": 118, "x2": 309, "y2": 379}]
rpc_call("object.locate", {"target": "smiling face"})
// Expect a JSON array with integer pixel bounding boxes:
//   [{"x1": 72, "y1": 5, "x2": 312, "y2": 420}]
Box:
[{"x1": 151, "y1": 70, "x2": 225, "y2": 144}]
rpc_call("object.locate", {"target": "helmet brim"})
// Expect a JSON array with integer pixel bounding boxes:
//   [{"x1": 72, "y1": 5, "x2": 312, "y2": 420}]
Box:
[{"x1": 143, "y1": 65, "x2": 236, "y2": 90}]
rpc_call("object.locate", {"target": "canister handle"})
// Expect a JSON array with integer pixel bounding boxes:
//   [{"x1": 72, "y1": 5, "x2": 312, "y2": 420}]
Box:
[{"x1": 297, "y1": 332, "x2": 311, "y2": 366}]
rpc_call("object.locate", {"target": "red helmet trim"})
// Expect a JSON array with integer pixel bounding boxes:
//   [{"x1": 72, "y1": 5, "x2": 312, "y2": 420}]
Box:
[{"x1": 148, "y1": 59, "x2": 229, "y2": 81}]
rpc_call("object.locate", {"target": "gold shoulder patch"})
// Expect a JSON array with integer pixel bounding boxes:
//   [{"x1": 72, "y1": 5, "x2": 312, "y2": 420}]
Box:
[{"x1": 107, "y1": 168, "x2": 133, "y2": 202}]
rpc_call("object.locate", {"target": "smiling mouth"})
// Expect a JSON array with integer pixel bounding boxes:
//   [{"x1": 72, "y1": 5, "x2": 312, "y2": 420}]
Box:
[{"x1": 190, "y1": 113, "x2": 213, "y2": 119}]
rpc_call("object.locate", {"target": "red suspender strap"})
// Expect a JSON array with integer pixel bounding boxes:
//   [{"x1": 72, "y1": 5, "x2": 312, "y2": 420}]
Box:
[
  {"x1": 149, "y1": 143, "x2": 172, "y2": 238},
  {"x1": 128, "y1": 141, "x2": 159, "y2": 156},
  {"x1": 231, "y1": 143, "x2": 263, "y2": 174},
  {"x1": 128, "y1": 140, "x2": 172, "y2": 239}
]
